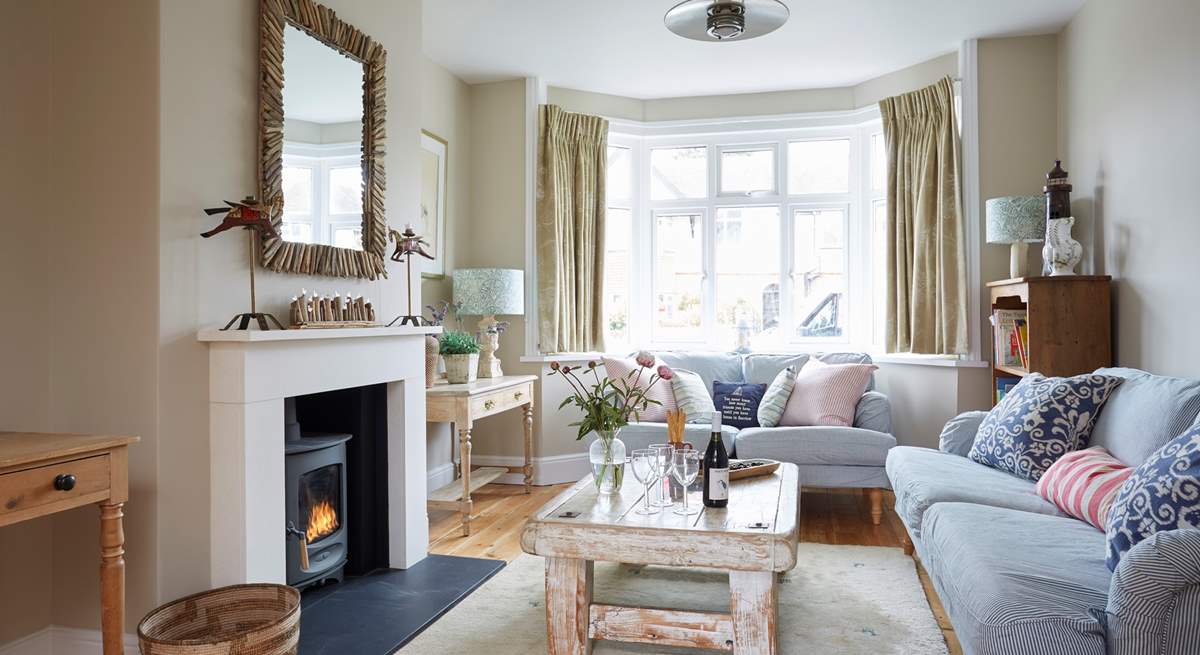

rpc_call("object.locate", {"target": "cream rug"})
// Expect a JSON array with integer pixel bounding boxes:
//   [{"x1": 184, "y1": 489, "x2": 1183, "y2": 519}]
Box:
[{"x1": 403, "y1": 544, "x2": 947, "y2": 654}]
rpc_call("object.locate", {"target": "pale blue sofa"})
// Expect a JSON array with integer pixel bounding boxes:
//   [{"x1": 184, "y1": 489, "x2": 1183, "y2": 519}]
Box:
[
  {"x1": 602, "y1": 351, "x2": 895, "y2": 523},
  {"x1": 886, "y1": 367, "x2": 1200, "y2": 654}
]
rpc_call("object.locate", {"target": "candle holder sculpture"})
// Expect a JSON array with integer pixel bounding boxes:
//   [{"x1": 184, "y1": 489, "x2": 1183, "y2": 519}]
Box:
[
  {"x1": 289, "y1": 289, "x2": 377, "y2": 328},
  {"x1": 201, "y1": 196, "x2": 286, "y2": 330},
  {"x1": 386, "y1": 225, "x2": 435, "y2": 327}
]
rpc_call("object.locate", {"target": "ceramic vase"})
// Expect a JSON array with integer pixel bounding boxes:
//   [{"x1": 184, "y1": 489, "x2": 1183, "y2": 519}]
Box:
[
  {"x1": 424, "y1": 335, "x2": 439, "y2": 388},
  {"x1": 1043, "y1": 216, "x2": 1082, "y2": 276},
  {"x1": 589, "y1": 429, "x2": 626, "y2": 495},
  {"x1": 443, "y1": 353, "x2": 479, "y2": 384}
]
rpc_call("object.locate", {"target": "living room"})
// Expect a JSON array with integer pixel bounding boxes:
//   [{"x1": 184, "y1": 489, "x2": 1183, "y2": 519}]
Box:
[{"x1": 2, "y1": 1, "x2": 1198, "y2": 654}]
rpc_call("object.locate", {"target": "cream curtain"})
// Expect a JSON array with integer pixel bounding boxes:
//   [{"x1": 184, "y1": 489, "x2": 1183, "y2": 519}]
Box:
[
  {"x1": 880, "y1": 77, "x2": 969, "y2": 355},
  {"x1": 536, "y1": 104, "x2": 609, "y2": 353}
]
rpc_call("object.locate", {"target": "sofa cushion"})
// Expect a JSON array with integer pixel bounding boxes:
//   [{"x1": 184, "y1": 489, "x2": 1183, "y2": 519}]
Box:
[
  {"x1": 853, "y1": 391, "x2": 891, "y2": 434},
  {"x1": 780, "y1": 359, "x2": 876, "y2": 427},
  {"x1": 1036, "y1": 446, "x2": 1132, "y2": 531},
  {"x1": 1089, "y1": 367, "x2": 1200, "y2": 467},
  {"x1": 712, "y1": 382, "x2": 767, "y2": 429},
  {"x1": 1106, "y1": 424, "x2": 1200, "y2": 571},
  {"x1": 670, "y1": 369, "x2": 715, "y2": 423},
  {"x1": 614, "y1": 422, "x2": 737, "y2": 455},
  {"x1": 814, "y1": 352, "x2": 876, "y2": 391},
  {"x1": 735, "y1": 426, "x2": 895, "y2": 467},
  {"x1": 886, "y1": 446, "x2": 1064, "y2": 539},
  {"x1": 655, "y1": 351, "x2": 743, "y2": 392},
  {"x1": 922, "y1": 503, "x2": 1109, "y2": 655},
  {"x1": 757, "y1": 366, "x2": 796, "y2": 428},
  {"x1": 742, "y1": 353, "x2": 809, "y2": 385},
  {"x1": 602, "y1": 355, "x2": 676, "y2": 422},
  {"x1": 968, "y1": 373, "x2": 1124, "y2": 481}
]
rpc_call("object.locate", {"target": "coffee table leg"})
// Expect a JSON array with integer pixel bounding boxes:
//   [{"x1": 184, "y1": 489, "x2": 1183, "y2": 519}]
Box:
[
  {"x1": 545, "y1": 557, "x2": 593, "y2": 655},
  {"x1": 730, "y1": 570, "x2": 777, "y2": 655}
]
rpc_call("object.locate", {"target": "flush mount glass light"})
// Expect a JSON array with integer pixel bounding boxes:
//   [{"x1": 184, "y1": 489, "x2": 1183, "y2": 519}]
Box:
[{"x1": 664, "y1": 0, "x2": 789, "y2": 42}]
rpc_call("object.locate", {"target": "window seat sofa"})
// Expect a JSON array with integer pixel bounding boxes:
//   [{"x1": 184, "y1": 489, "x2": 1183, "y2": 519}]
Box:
[{"x1": 885, "y1": 367, "x2": 1200, "y2": 655}]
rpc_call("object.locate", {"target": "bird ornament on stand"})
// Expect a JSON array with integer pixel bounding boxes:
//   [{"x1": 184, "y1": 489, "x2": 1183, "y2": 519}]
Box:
[{"x1": 201, "y1": 195, "x2": 286, "y2": 330}]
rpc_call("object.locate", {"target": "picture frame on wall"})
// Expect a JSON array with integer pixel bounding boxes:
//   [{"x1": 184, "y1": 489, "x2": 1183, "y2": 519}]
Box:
[{"x1": 420, "y1": 130, "x2": 448, "y2": 278}]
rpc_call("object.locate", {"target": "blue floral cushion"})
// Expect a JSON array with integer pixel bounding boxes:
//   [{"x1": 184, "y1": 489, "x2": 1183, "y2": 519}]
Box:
[
  {"x1": 1105, "y1": 425, "x2": 1200, "y2": 571},
  {"x1": 968, "y1": 373, "x2": 1123, "y2": 481}
]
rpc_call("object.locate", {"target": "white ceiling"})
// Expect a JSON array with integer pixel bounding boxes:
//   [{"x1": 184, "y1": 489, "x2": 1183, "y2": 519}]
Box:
[
  {"x1": 283, "y1": 25, "x2": 364, "y2": 124},
  {"x1": 422, "y1": 0, "x2": 1084, "y2": 99}
]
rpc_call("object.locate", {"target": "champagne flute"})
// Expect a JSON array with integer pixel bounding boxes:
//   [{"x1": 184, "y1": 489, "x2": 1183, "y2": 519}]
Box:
[
  {"x1": 649, "y1": 443, "x2": 674, "y2": 507},
  {"x1": 629, "y1": 450, "x2": 660, "y2": 515},
  {"x1": 671, "y1": 450, "x2": 702, "y2": 516}
]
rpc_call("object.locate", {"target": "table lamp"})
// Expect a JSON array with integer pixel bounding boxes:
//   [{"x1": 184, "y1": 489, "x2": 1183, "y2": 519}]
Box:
[
  {"x1": 453, "y1": 268, "x2": 525, "y2": 378},
  {"x1": 986, "y1": 195, "x2": 1045, "y2": 279}
]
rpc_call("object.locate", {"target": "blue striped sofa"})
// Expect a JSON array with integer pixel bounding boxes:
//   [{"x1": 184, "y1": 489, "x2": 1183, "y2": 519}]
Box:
[{"x1": 886, "y1": 367, "x2": 1200, "y2": 654}]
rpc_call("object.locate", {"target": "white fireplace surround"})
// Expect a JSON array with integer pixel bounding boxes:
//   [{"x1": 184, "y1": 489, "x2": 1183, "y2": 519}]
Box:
[{"x1": 198, "y1": 326, "x2": 440, "y2": 587}]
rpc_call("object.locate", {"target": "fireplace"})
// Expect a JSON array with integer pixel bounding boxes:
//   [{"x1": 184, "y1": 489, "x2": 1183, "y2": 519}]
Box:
[{"x1": 285, "y1": 430, "x2": 351, "y2": 588}]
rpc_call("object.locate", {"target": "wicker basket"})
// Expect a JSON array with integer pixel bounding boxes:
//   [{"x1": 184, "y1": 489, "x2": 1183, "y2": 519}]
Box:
[{"x1": 138, "y1": 584, "x2": 300, "y2": 655}]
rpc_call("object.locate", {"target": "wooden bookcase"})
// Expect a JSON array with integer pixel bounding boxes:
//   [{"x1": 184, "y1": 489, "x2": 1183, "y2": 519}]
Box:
[{"x1": 988, "y1": 276, "x2": 1113, "y2": 404}]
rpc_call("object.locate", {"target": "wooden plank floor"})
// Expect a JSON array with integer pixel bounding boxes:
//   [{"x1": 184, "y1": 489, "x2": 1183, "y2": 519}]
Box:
[{"x1": 429, "y1": 484, "x2": 961, "y2": 654}]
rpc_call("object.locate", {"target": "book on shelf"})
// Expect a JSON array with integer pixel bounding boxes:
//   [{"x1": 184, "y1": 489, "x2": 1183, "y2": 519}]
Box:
[
  {"x1": 1014, "y1": 318, "x2": 1029, "y2": 369},
  {"x1": 989, "y1": 309, "x2": 1028, "y2": 369},
  {"x1": 996, "y1": 376, "x2": 1021, "y2": 404}
]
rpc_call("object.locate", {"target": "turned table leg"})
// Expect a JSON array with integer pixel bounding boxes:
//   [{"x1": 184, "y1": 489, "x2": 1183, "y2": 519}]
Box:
[
  {"x1": 523, "y1": 402, "x2": 534, "y2": 493},
  {"x1": 868, "y1": 488, "x2": 883, "y2": 526},
  {"x1": 99, "y1": 502, "x2": 126, "y2": 655},
  {"x1": 730, "y1": 570, "x2": 777, "y2": 655},
  {"x1": 544, "y1": 557, "x2": 592, "y2": 655},
  {"x1": 459, "y1": 424, "x2": 473, "y2": 536}
]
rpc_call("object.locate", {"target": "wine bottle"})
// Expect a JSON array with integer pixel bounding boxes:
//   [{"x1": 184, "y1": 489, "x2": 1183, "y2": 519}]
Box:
[{"x1": 703, "y1": 411, "x2": 729, "y2": 508}]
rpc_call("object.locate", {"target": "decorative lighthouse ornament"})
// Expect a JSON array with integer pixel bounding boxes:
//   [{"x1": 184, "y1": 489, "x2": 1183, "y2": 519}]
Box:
[{"x1": 1042, "y1": 160, "x2": 1082, "y2": 276}]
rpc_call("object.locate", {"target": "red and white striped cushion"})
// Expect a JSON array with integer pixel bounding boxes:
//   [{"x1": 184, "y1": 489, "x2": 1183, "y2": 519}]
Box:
[
  {"x1": 778, "y1": 358, "x2": 877, "y2": 427},
  {"x1": 1036, "y1": 446, "x2": 1133, "y2": 530},
  {"x1": 602, "y1": 356, "x2": 676, "y2": 422}
]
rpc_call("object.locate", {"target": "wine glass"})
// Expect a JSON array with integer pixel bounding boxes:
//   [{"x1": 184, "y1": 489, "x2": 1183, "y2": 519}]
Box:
[
  {"x1": 671, "y1": 450, "x2": 702, "y2": 516},
  {"x1": 629, "y1": 450, "x2": 661, "y2": 515},
  {"x1": 649, "y1": 443, "x2": 674, "y2": 507}
]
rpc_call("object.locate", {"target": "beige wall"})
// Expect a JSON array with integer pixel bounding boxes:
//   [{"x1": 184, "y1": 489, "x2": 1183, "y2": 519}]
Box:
[{"x1": 1058, "y1": 0, "x2": 1199, "y2": 376}]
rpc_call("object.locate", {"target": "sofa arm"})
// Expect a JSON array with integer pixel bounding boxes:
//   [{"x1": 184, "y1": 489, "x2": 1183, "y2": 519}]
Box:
[
  {"x1": 1103, "y1": 529, "x2": 1200, "y2": 654},
  {"x1": 853, "y1": 391, "x2": 892, "y2": 434},
  {"x1": 938, "y1": 411, "x2": 987, "y2": 456}
]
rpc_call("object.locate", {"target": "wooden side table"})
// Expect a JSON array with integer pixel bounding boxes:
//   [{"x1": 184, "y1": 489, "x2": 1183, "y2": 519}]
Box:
[
  {"x1": 426, "y1": 375, "x2": 536, "y2": 536},
  {"x1": 1, "y1": 432, "x2": 139, "y2": 655}
]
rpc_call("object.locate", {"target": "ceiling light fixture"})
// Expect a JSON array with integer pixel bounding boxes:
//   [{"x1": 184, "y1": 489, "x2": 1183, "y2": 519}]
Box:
[{"x1": 664, "y1": 0, "x2": 789, "y2": 42}]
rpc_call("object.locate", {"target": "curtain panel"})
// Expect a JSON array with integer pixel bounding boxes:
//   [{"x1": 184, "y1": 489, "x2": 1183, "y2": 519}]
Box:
[
  {"x1": 880, "y1": 76, "x2": 969, "y2": 355},
  {"x1": 536, "y1": 104, "x2": 609, "y2": 353}
]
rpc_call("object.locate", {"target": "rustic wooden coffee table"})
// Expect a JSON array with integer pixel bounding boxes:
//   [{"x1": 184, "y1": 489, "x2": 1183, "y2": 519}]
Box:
[{"x1": 521, "y1": 463, "x2": 799, "y2": 655}]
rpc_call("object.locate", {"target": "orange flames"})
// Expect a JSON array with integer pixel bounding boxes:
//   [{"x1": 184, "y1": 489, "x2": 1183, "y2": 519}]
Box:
[{"x1": 306, "y1": 499, "x2": 339, "y2": 543}]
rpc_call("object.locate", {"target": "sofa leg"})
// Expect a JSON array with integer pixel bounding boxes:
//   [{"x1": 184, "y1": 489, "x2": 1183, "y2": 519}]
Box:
[
  {"x1": 901, "y1": 532, "x2": 914, "y2": 557},
  {"x1": 867, "y1": 488, "x2": 883, "y2": 526}
]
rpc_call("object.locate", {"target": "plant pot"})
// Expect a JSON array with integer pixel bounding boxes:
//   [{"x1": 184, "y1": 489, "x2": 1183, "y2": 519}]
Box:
[
  {"x1": 588, "y1": 429, "x2": 626, "y2": 495},
  {"x1": 424, "y1": 335, "x2": 439, "y2": 388},
  {"x1": 443, "y1": 353, "x2": 479, "y2": 384}
]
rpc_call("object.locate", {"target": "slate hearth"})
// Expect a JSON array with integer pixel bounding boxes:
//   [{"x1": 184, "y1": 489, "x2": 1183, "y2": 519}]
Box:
[{"x1": 298, "y1": 555, "x2": 506, "y2": 654}]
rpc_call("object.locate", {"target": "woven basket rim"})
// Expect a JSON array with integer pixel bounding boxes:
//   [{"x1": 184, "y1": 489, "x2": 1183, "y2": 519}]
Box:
[{"x1": 137, "y1": 583, "x2": 300, "y2": 646}]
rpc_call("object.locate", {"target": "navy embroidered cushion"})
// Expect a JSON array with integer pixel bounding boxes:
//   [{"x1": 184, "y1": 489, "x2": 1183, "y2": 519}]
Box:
[
  {"x1": 712, "y1": 382, "x2": 768, "y2": 429},
  {"x1": 1105, "y1": 425, "x2": 1200, "y2": 571},
  {"x1": 968, "y1": 373, "x2": 1124, "y2": 481}
]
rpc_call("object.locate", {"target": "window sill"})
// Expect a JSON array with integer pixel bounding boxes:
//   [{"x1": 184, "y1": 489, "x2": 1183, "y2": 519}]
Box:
[{"x1": 521, "y1": 351, "x2": 989, "y2": 369}]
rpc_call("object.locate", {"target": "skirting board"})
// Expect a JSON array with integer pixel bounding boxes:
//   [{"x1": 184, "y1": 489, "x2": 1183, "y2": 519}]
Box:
[
  {"x1": 426, "y1": 452, "x2": 590, "y2": 489},
  {"x1": 0, "y1": 626, "x2": 139, "y2": 655}
]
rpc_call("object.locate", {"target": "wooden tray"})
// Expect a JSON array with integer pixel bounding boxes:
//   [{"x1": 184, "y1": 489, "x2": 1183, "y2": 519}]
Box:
[{"x1": 728, "y1": 459, "x2": 781, "y2": 481}]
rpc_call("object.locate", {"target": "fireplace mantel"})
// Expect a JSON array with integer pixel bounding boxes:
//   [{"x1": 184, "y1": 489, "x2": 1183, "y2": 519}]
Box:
[{"x1": 198, "y1": 325, "x2": 440, "y2": 588}]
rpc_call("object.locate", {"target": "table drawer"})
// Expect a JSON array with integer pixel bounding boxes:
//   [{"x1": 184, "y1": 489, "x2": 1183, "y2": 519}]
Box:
[
  {"x1": 1, "y1": 455, "x2": 111, "y2": 521},
  {"x1": 470, "y1": 383, "x2": 533, "y2": 419}
]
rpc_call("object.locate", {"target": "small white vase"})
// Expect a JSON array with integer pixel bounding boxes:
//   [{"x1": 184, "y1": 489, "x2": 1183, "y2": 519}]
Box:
[{"x1": 1042, "y1": 216, "x2": 1082, "y2": 276}]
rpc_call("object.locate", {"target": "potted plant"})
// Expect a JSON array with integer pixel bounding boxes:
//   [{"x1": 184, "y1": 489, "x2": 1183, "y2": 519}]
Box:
[
  {"x1": 440, "y1": 331, "x2": 480, "y2": 384},
  {"x1": 550, "y1": 352, "x2": 674, "y2": 495}
]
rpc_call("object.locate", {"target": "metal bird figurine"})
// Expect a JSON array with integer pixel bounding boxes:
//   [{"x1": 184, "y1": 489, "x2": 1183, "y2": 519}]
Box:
[
  {"x1": 386, "y1": 225, "x2": 435, "y2": 327},
  {"x1": 201, "y1": 196, "x2": 281, "y2": 240}
]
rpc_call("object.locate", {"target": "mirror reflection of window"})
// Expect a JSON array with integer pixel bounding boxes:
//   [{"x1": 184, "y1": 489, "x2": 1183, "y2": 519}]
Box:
[{"x1": 280, "y1": 24, "x2": 365, "y2": 250}]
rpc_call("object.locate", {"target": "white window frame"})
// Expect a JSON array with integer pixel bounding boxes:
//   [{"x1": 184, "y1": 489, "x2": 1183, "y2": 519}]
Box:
[{"x1": 282, "y1": 141, "x2": 364, "y2": 249}]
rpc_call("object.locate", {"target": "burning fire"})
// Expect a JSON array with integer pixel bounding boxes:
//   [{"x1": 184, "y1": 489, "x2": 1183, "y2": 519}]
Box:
[{"x1": 306, "y1": 498, "x2": 339, "y2": 543}]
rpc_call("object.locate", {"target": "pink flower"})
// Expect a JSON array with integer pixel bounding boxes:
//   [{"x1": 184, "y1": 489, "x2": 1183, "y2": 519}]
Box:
[
  {"x1": 561, "y1": 365, "x2": 572, "y2": 374},
  {"x1": 549, "y1": 361, "x2": 561, "y2": 371},
  {"x1": 657, "y1": 365, "x2": 674, "y2": 381},
  {"x1": 635, "y1": 350, "x2": 656, "y2": 368}
]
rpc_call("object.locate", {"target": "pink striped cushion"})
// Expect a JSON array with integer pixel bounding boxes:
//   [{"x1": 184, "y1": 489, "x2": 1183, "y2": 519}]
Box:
[
  {"x1": 602, "y1": 356, "x2": 676, "y2": 422},
  {"x1": 1036, "y1": 446, "x2": 1133, "y2": 530},
  {"x1": 779, "y1": 359, "x2": 877, "y2": 427}
]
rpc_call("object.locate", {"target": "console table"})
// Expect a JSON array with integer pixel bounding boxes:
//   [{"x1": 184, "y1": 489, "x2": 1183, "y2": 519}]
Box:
[
  {"x1": 426, "y1": 375, "x2": 536, "y2": 536},
  {"x1": 1, "y1": 432, "x2": 139, "y2": 655}
]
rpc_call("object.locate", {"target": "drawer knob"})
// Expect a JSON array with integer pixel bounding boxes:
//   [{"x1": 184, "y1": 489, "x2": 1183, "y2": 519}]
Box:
[
  {"x1": 514, "y1": 391, "x2": 523, "y2": 400},
  {"x1": 54, "y1": 474, "x2": 77, "y2": 492},
  {"x1": 484, "y1": 400, "x2": 496, "y2": 410}
]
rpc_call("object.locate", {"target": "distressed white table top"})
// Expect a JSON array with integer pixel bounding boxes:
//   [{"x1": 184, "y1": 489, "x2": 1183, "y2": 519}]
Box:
[{"x1": 521, "y1": 464, "x2": 800, "y2": 572}]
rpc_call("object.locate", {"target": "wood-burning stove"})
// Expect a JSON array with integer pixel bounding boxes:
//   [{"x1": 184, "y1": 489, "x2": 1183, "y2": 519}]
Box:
[{"x1": 285, "y1": 431, "x2": 351, "y2": 588}]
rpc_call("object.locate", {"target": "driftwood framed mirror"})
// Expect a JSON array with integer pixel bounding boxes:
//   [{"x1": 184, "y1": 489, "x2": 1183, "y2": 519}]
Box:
[{"x1": 259, "y1": 0, "x2": 387, "y2": 279}]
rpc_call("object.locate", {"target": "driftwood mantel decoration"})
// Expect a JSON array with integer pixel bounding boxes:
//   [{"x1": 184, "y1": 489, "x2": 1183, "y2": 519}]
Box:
[
  {"x1": 289, "y1": 290, "x2": 377, "y2": 329},
  {"x1": 259, "y1": 0, "x2": 388, "y2": 280}
]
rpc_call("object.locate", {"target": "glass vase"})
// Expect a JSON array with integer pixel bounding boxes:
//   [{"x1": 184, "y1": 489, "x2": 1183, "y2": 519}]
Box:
[{"x1": 589, "y1": 429, "x2": 627, "y2": 496}]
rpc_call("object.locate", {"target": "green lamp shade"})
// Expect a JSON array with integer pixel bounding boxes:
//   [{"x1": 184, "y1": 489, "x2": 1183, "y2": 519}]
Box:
[
  {"x1": 986, "y1": 195, "x2": 1045, "y2": 244},
  {"x1": 452, "y1": 268, "x2": 525, "y2": 316}
]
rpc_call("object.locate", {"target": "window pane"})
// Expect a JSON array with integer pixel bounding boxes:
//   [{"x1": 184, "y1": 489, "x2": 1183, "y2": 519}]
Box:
[
  {"x1": 870, "y1": 133, "x2": 886, "y2": 191},
  {"x1": 604, "y1": 208, "x2": 633, "y2": 346},
  {"x1": 787, "y1": 139, "x2": 850, "y2": 194},
  {"x1": 332, "y1": 225, "x2": 363, "y2": 250},
  {"x1": 282, "y1": 166, "x2": 313, "y2": 215},
  {"x1": 654, "y1": 212, "x2": 704, "y2": 339},
  {"x1": 872, "y1": 200, "x2": 887, "y2": 345},
  {"x1": 281, "y1": 221, "x2": 313, "y2": 244},
  {"x1": 715, "y1": 207, "x2": 780, "y2": 350},
  {"x1": 607, "y1": 146, "x2": 633, "y2": 202},
  {"x1": 793, "y1": 208, "x2": 846, "y2": 338},
  {"x1": 329, "y1": 166, "x2": 363, "y2": 214},
  {"x1": 650, "y1": 147, "x2": 706, "y2": 200},
  {"x1": 720, "y1": 148, "x2": 775, "y2": 195}
]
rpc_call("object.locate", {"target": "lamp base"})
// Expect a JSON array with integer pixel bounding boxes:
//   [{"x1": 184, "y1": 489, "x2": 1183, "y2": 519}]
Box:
[
  {"x1": 477, "y1": 315, "x2": 503, "y2": 378},
  {"x1": 1009, "y1": 242, "x2": 1029, "y2": 279}
]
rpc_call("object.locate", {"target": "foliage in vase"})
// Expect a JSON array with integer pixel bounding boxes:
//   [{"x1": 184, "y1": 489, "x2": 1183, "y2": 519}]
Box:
[
  {"x1": 439, "y1": 330, "x2": 480, "y2": 355},
  {"x1": 549, "y1": 351, "x2": 674, "y2": 441}
]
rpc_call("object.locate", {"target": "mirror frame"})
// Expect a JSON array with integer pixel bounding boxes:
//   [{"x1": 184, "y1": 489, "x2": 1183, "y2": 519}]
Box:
[{"x1": 259, "y1": 0, "x2": 388, "y2": 280}]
